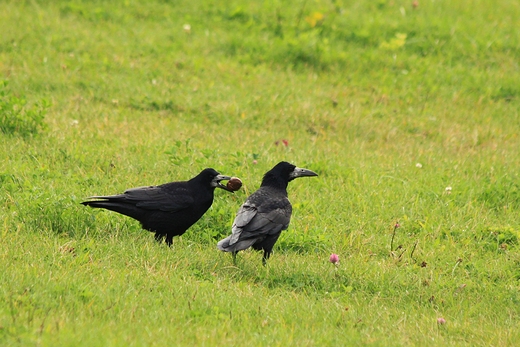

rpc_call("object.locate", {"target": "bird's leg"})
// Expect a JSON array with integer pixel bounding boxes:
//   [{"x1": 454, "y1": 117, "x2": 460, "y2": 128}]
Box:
[
  {"x1": 262, "y1": 251, "x2": 271, "y2": 266},
  {"x1": 154, "y1": 233, "x2": 164, "y2": 244},
  {"x1": 165, "y1": 235, "x2": 173, "y2": 247}
]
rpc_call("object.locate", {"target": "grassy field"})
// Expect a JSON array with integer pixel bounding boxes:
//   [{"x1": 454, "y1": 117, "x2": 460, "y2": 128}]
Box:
[{"x1": 1, "y1": 0, "x2": 520, "y2": 345}]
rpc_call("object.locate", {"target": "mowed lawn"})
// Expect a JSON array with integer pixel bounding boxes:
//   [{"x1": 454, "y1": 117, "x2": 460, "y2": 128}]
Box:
[{"x1": 1, "y1": 0, "x2": 520, "y2": 346}]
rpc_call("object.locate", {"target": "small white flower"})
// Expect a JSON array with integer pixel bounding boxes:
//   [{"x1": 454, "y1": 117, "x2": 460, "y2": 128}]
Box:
[
  {"x1": 183, "y1": 24, "x2": 191, "y2": 33},
  {"x1": 70, "y1": 120, "x2": 79, "y2": 126},
  {"x1": 415, "y1": 163, "x2": 423, "y2": 168},
  {"x1": 445, "y1": 186, "x2": 452, "y2": 194}
]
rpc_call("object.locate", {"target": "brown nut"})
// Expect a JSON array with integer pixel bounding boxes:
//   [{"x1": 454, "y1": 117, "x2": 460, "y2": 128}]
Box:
[{"x1": 226, "y1": 177, "x2": 242, "y2": 191}]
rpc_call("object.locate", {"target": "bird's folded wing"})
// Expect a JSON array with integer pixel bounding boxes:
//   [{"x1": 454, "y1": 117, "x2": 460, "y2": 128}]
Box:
[
  {"x1": 233, "y1": 204, "x2": 258, "y2": 228},
  {"x1": 244, "y1": 207, "x2": 289, "y2": 233},
  {"x1": 229, "y1": 203, "x2": 290, "y2": 244},
  {"x1": 123, "y1": 186, "x2": 194, "y2": 212}
]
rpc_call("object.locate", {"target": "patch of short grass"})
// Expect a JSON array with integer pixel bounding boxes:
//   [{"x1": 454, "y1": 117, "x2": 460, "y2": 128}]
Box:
[{"x1": 1, "y1": 0, "x2": 520, "y2": 346}]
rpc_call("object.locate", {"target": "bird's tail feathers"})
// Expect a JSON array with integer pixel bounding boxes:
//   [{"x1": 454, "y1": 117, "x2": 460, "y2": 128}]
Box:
[
  {"x1": 81, "y1": 200, "x2": 145, "y2": 220},
  {"x1": 82, "y1": 194, "x2": 126, "y2": 202},
  {"x1": 217, "y1": 236, "x2": 257, "y2": 253},
  {"x1": 216, "y1": 237, "x2": 232, "y2": 251}
]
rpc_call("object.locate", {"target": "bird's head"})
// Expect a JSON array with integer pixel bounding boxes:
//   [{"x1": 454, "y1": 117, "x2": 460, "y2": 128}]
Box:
[
  {"x1": 262, "y1": 161, "x2": 318, "y2": 187},
  {"x1": 288, "y1": 164, "x2": 319, "y2": 181},
  {"x1": 199, "y1": 168, "x2": 234, "y2": 192}
]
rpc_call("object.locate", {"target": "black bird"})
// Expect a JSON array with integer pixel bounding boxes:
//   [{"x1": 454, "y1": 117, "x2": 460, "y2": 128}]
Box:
[
  {"x1": 217, "y1": 161, "x2": 318, "y2": 264},
  {"x1": 82, "y1": 168, "x2": 233, "y2": 246}
]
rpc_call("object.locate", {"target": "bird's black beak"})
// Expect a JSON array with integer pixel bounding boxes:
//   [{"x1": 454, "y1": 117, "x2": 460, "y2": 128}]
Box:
[
  {"x1": 213, "y1": 174, "x2": 234, "y2": 192},
  {"x1": 289, "y1": 167, "x2": 318, "y2": 180}
]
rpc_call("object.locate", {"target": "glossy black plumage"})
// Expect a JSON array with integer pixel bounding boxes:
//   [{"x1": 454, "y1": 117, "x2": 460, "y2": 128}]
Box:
[
  {"x1": 217, "y1": 161, "x2": 317, "y2": 264},
  {"x1": 82, "y1": 168, "x2": 232, "y2": 245}
]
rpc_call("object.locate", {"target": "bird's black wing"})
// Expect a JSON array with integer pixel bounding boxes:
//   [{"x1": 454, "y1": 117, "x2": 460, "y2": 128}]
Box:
[{"x1": 90, "y1": 185, "x2": 194, "y2": 212}]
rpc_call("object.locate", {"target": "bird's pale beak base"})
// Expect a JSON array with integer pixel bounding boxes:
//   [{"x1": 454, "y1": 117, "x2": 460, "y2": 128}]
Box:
[
  {"x1": 213, "y1": 174, "x2": 234, "y2": 192},
  {"x1": 289, "y1": 167, "x2": 318, "y2": 180}
]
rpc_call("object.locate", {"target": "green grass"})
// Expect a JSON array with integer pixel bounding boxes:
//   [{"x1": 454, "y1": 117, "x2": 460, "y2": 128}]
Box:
[{"x1": 1, "y1": 0, "x2": 520, "y2": 345}]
